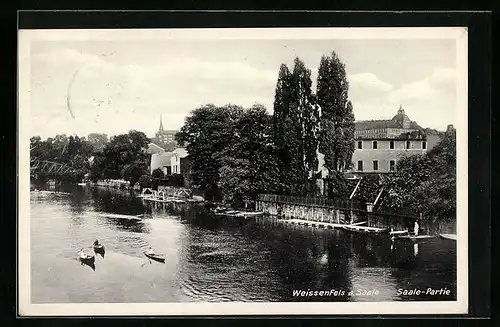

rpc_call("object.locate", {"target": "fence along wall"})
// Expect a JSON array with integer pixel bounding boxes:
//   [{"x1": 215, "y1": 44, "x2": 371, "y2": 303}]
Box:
[
  {"x1": 256, "y1": 194, "x2": 365, "y2": 224},
  {"x1": 255, "y1": 193, "x2": 440, "y2": 231}
]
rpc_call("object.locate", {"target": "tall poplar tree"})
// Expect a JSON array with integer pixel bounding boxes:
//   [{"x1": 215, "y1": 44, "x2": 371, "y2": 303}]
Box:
[
  {"x1": 290, "y1": 57, "x2": 320, "y2": 192},
  {"x1": 316, "y1": 51, "x2": 355, "y2": 197}
]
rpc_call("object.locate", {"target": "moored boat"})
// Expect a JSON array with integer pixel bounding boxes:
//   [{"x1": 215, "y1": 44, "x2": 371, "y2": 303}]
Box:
[
  {"x1": 439, "y1": 234, "x2": 457, "y2": 241},
  {"x1": 98, "y1": 213, "x2": 143, "y2": 221},
  {"x1": 393, "y1": 234, "x2": 437, "y2": 241},
  {"x1": 342, "y1": 224, "x2": 388, "y2": 234}
]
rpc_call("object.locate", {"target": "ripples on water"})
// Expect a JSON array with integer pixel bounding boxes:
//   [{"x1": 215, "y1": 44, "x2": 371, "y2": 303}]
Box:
[{"x1": 30, "y1": 186, "x2": 457, "y2": 303}]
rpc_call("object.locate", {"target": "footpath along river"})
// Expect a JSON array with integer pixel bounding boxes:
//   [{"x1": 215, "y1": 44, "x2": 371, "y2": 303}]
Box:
[{"x1": 29, "y1": 185, "x2": 457, "y2": 303}]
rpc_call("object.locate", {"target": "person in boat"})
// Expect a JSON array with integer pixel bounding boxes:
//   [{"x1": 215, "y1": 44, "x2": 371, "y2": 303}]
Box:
[
  {"x1": 147, "y1": 247, "x2": 155, "y2": 255},
  {"x1": 79, "y1": 248, "x2": 86, "y2": 258}
]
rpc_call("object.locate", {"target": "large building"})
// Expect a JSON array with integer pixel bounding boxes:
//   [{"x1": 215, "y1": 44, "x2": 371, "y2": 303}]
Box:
[
  {"x1": 155, "y1": 115, "x2": 178, "y2": 146},
  {"x1": 317, "y1": 106, "x2": 441, "y2": 178},
  {"x1": 350, "y1": 106, "x2": 429, "y2": 174}
]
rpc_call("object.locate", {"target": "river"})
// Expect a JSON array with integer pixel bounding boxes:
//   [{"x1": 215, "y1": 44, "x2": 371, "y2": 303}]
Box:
[{"x1": 29, "y1": 185, "x2": 457, "y2": 303}]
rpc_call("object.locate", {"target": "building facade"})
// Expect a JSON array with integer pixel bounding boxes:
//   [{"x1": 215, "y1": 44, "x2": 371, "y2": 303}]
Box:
[
  {"x1": 155, "y1": 115, "x2": 178, "y2": 146},
  {"x1": 171, "y1": 148, "x2": 189, "y2": 175},
  {"x1": 350, "y1": 106, "x2": 428, "y2": 174},
  {"x1": 147, "y1": 142, "x2": 173, "y2": 175}
]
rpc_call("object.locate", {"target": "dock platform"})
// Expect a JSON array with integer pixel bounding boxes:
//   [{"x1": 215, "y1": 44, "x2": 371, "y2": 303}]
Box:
[{"x1": 278, "y1": 218, "x2": 346, "y2": 230}]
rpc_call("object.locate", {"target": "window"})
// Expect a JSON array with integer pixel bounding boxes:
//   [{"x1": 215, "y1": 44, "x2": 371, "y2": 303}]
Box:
[
  {"x1": 372, "y1": 141, "x2": 378, "y2": 149},
  {"x1": 357, "y1": 161, "x2": 363, "y2": 171},
  {"x1": 373, "y1": 160, "x2": 378, "y2": 171},
  {"x1": 406, "y1": 141, "x2": 411, "y2": 149},
  {"x1": 357, "y1": 141, "x2": 363, "y2": 149},
  {"x1": 390, "y1": 140, "x2": 395, "y2": 149},
  {"x1": 422, "y1": 141, "x2": 427, "y2": 149},
  {"x1": 389, "y1": 160, "x2": 396, "y2": 172}
]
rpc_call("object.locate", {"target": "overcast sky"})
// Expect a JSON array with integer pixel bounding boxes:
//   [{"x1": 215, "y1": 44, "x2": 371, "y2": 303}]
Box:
[{"x1": 27, "y1": 30, "x2": 459, "y2": 139}]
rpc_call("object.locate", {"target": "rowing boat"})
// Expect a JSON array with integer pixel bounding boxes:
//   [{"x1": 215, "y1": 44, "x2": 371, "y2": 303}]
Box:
[
  {"x1": 342, "y1": 224, "x2": 388, "y2": 234},
  {"x1": 98, "y1": 213, "x2": 143, "y2": 220},
  {"x1": 144, "y1": 251, "x2": 165, "y2": 263},
  {"x1": 235, "y1": 211, "x2": 264, "y2": 217},
  {"x1": 78, "y1": 252, "x2": 95, "y2": 263},
  {"x1": 393, "y1": 234, "x2": 436, "y2": 241},
  {"x1": 439, "y1": 234, "x2": 457, "y2": 241}
]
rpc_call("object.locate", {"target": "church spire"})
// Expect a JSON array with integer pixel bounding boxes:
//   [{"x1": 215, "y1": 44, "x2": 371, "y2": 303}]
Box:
[{"x1": 159, "y1": 115, "x2": 164, "y2": 132}]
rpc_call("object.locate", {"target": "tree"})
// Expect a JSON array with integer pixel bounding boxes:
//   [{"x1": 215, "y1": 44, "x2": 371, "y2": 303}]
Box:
[
  {"x1": 89, "y1": 130, "x2": 150, "y2": 187},
  {"x1": 218, "y1": 104, "x2": 281, "y2": 204},
  {"x1": 152, "y1": 168, "x2": 165, "y2": 179},
  {"x1": 87, "y1": 133, "x2": 108, "y2": 152},
  {"x1": 380, "y1": 129, "x2": 456, "y2": 221},
  {"x1": 316, "y1": 52, "x2": 355, "y2": 197},
  {"x1": 271, "y1": 58, "x2": 319, "y2": 196},
  {"x1": 175, "y1": 104, "x2": 243, "y2": 195}
]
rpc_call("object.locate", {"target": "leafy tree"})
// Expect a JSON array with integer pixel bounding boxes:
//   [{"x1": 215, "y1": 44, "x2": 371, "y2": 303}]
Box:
[
  {"x1": 271, "y1": 59, "x2": 319, "y2": 195},
  {"x1": 316, "y1": 51, "x2": 355, "y2": 197},
  {"x1": 175, "y1": 104, "x2": 243, "y2": 193},
  {"x1": 89, "y1": 130, "x2": 150, "y2": 187},
  {"x1": 87, "y1": 133, "x2": 108, "y2": 152},
  {"x1": 380, "y1": 129, "x2": 456, "y2": 221},
  {"x1": 152, "y1": 168, "x2": 165, "y2": 179},
  {"x1": 218, "y1": 104, "x2": 281, "y2": 204}
]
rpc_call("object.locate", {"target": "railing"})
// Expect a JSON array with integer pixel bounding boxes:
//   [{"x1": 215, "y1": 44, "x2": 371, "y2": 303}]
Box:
[{"x1": 257, "y1": 194, "x2": 364, "y2": 211}]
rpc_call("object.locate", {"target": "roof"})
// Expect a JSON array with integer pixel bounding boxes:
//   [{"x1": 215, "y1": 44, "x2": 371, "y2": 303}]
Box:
[
  {"x1": 172, "y1": 147, "x2": 188, "y2": 158},
  {"x1": 355, "y1": 120, "x2": 402, "y2": 130},
  {"x1": 355, "y1": 106, "x2": 422, "y2": 132},
  {"x1": 146, "y1": 143, "x2": 165, "y2": 154}
]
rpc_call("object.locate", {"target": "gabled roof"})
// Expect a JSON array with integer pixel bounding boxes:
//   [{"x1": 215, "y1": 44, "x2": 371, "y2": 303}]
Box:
[
  {"x1": 172, "y1": 147, "x2": 188, "y2": 158},
  {"x1": 146, "y1": 143, "x2": 165, "y2": 154},
  {"x1": 355, "y1": 120, "x2": 402, "y2": 130}
]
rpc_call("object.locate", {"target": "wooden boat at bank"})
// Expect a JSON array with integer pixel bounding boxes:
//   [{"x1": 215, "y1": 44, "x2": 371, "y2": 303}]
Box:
[
  {"x1": 143, "y1": 251, "x2": 165, "y2": 263},
  {"x1": 235, "y1": 211, "x2": 264, "y2": 217},
  {"x1": 31, "y1": 190, "x2": 71, "y2": 197},
  {"x1": 98, "y1": 213, "x2": 143, "y2": 221},
  {"x1": 439, "y1": 234, "x2": 457, "y2": 241},
  {"x1": 342, "y1": 224, "x2": 388, "y2": 234},
  {"x1": 393, "y1": 234, "x2": 437, "y2": 241}
]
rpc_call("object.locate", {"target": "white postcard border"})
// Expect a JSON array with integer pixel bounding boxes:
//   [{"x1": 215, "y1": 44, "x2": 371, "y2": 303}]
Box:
[{"x1": 18, "y1": 27, "x2": 469, "y2": 316}]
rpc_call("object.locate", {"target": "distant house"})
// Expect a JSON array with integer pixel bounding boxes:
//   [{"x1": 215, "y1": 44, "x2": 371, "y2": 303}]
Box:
[
  {"x1": 155, "y1": 115, "x2": 178, "y2": 148},
  {"x1": 171, "y1": 147, "x2": 190, "y2": 175},
  {"x1": 147, "y1": 142, "x2": 173, "y2": 175}
]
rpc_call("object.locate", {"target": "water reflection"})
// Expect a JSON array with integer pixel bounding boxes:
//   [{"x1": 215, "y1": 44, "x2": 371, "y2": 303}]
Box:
[{"x1": 30, "y1": 184, "x2": 457, "y2": 303}]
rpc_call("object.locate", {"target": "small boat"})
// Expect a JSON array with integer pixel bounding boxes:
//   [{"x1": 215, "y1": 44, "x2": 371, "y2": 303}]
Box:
[
  {"x1": 390, "y1": 230, "x2": 409, "y2": 236},
  {"x1": 78, "y1": 251, "x2": 95, "y2": 263},
  {"x1": 342, "y1": 224, "x2": 388, "y2": 234},
  {"x1": 144, "y1": 251, "x2": 165, "y2": 263},
  {"x1": 235, "y1": 211, "x2": 264, "y2": 217},
  {"x1": 393, "y1": 234, "x2": 436, "y2": 241},
  {"x1": 98, "y1": 213, "x2": 143, "y2": 221},
  {"x1": 225, "y1": 210, "x2": 240, "y2": 215},
  {"x1": 440, "y1": 234, "x2": 457, "y2": 241}
]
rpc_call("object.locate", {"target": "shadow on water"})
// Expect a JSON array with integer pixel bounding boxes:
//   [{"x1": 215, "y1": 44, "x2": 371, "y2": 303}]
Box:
[
  {"x1": 91, "y1": 188, "x2": 146, "y2": 216},
  {"x1": 79, "y1": 258, "x2": 96, "y2": 271}
]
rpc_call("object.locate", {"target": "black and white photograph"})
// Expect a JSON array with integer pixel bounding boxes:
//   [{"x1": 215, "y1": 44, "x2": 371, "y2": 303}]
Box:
[{"x1": 18, "y1": 27, "x2": 468, "y2": 315}]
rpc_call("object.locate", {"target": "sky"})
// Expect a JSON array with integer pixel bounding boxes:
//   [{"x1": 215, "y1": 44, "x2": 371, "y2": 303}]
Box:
[{"x1": 26, "y1": 30, "x2": 460, "y2": 139}]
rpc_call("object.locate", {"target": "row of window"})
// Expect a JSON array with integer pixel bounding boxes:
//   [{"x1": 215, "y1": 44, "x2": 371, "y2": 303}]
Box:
[
  {"x1": 356, "y1": 140, "x2": 427, "y2": 150},
  {"x1": 357, "y1": 160, "x2": 396, "y2": 172}
]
